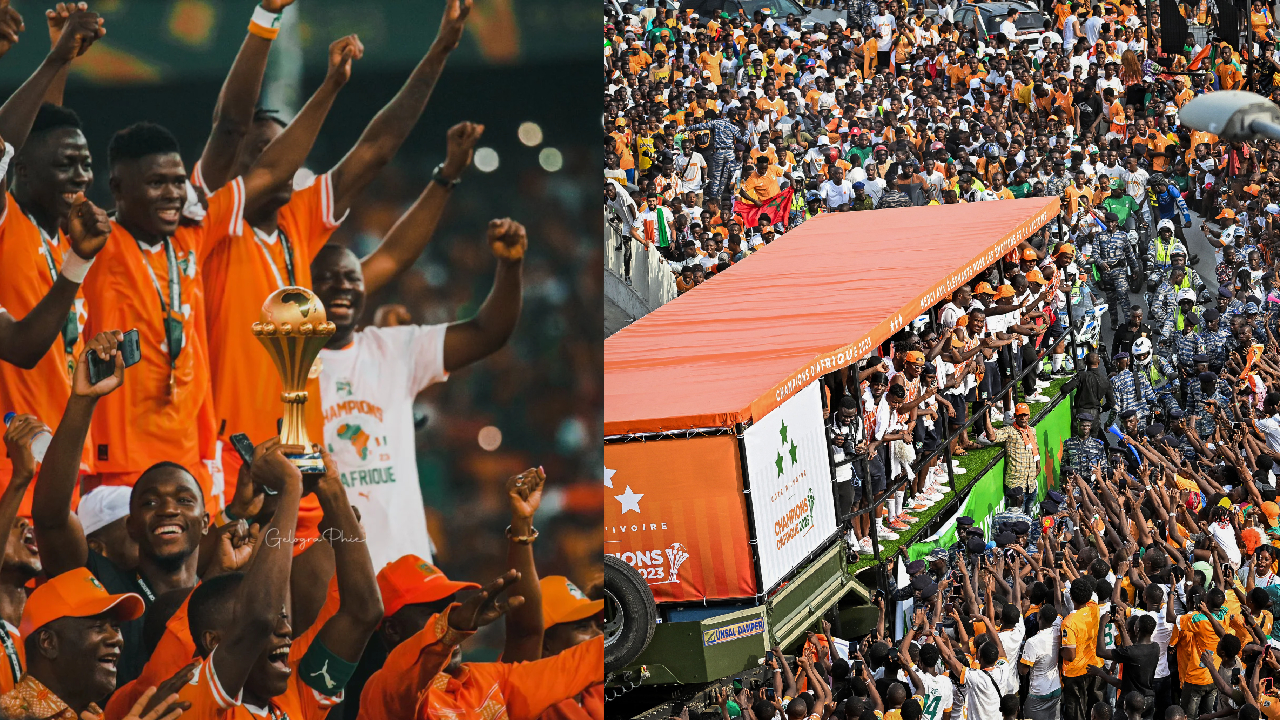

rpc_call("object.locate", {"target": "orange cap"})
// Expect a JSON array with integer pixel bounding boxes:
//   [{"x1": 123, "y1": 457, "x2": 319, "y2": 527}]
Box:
[
  {"x1": 903, "y1": 350, "x2": 926, "y2": 364},
  {"x1": 376, "y1": 555, "x2": 481, "y2": 619},
  {"x1": 995, "y1": 284, "x2": 1016, "y2": 299},
  {"x1": 1264, "y1": 502, "x2": 1280, "y2": 527},
  {"x1": 1014, "y1": 402, "x2": 1031, "y2": 416},
  {"x1": 21, "y1": 567, "x2": 144, "y2": 638},
  {"x1": 1054, "y1": 243, "x2": 1076, "y2": 256},
  {"x1": 1021, "y1": 247, "x2": 1039, "y2": 260},
  {"x1": 974, "y1": 282, "x2": 995, "y2": 295},
  {"x1": 1025, "y1": 269, "x2": 1046, "y2": 284},
  {"x1": 541, "y1": 576, "x2": 604, "y2": 628},
  {"x1": 1218, "y1": 208, "x2": 1237, "y2": 219},
  {"x1": 1246, "y1": 184, "x2": 1261, "y2": 195},
  {"x1": 954, "y1": 315, "x2": 969, "y2": 327}
]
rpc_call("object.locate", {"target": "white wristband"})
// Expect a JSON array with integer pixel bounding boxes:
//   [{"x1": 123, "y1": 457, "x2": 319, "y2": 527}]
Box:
[
  {"x1": 0, "y1": 142, "x2": 14, "y2": 180},
  {"x1": 251, "y1": 5, "x2": 282, "y2": 30},
  {"x1": 59, "y1": 250, "x2": 94, "y2": 283}
]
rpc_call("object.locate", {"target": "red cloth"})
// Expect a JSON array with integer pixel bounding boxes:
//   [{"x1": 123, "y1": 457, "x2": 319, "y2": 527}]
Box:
[{"x1": 733, "y1": 188, "x2": 793, "y2": 230}]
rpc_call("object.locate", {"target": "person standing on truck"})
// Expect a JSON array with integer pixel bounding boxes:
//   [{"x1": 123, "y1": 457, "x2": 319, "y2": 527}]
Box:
[{"x1": 829, "y1": 395, "x2": 875, "y2": 554}]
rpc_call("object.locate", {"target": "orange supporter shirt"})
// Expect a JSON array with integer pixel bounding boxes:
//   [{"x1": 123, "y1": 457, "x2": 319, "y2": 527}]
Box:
[
  {"x1": 79, "y1": 188, "x2": 235, "y2": 507},
  {"x1": 198, "y1": 172, "x2": 339, "y2": 474},
  {"x1": 1061, "y1": 600, "x2": 1102, "y2": 677},
  {"x1": 0, "y1": 195, "x2": 92, "y2": 514},
  {"x1": 357, "y1": 606, "x2": 604, "y2": 720},
  {"x1": 178, "y1": 645, "x2": 343, "y2": 720}
]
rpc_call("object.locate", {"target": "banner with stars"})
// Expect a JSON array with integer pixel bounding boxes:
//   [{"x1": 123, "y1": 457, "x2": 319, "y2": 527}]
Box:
[
  {"x1": 603, "y1": 435, "x2": 757, "y2": 602},
  {"x1": 742, "y1": 381, "x2": 838, "y2": 592}
]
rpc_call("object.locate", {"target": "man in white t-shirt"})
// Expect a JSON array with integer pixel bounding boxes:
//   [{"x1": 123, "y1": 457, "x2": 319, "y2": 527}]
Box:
[
  {"x1": 872, "y1": 9, "x2": 897, "y2": 60},
  {"x1": 1130, "y1": 584, "x2": 1174, "y2": 703},
  {"x1": 310, "y1": 218, "x2": 526, "y2": 568},
  {"x1": 1020, "y1": 604, "x2": 1063, "y2": 720},
  {"x1": 939, "y1": 616, "x2": 1016, "y2": 720},
  {"x1": 674, "y1": 150, "x2": 706, "y2": 198}
]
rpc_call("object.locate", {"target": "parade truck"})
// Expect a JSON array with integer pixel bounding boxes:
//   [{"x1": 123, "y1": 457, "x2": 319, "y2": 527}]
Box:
[{"x1": 603, "y1": 198, "x2": 1061, "y2": 711}]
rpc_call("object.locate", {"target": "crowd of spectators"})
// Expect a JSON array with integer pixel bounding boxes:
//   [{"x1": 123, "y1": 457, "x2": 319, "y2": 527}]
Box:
[{"x1": 605, "y1": 0, "x2": 1280, "y2": 718}]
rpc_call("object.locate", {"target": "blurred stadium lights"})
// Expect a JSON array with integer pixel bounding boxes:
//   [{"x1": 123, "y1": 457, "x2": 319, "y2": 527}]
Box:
[
  {"x1": 538, "y1": 147, "x2": 563, "y2": 172},
  {"x1": 474, "y1": 147, "x2": 500, "y2": 173},
  {"x1": 477, "y1": 425, "x2": 503, "y2": 451},
  {"x1": 518, "y1": 121, "x2": 543, "y2": 146}
]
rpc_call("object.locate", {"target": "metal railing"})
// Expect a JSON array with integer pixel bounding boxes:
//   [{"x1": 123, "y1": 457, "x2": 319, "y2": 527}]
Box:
[{"x1": 605, "y1": 219, "x2": 677, "y2": 312}]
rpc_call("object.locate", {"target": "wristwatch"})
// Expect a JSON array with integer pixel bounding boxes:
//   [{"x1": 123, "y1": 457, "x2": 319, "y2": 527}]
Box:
[{"x1": 432, "y1": 163, "x2": 461, "y2": 189}]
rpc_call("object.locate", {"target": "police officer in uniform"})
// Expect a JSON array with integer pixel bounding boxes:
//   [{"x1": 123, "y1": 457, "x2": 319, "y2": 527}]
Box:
[
  {"x1": 1095, "y1": 211, "x2": 1136, "y2": 326},
  {"x1": 1062, "y1": 412, "x2": 1110, "y2": 477}
]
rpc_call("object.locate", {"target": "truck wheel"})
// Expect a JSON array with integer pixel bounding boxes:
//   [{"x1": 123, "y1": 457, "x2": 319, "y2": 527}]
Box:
[{"x1": 604, "y1": 554, "x2": 657, "y2": 673}]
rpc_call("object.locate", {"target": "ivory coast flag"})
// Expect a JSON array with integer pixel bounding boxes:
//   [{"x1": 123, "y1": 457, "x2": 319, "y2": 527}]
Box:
[{"x1": 1187, "y1": 44, "x2": 1212, "y2": 70}]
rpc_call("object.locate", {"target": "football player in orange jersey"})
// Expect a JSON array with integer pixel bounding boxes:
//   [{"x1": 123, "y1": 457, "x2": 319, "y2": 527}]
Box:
[
  {"x1": 198, "y1": 0, "x2": 478, "y2": 487},
  {"x1": 0, "y1": 6, "x2": 105, "y2": 369},
  {"x1": 78, "y1": 36, "x2": 363, "y2": 508},
  {"x1": 0, "y1": 6, "x2": 107, "y2": 510}
]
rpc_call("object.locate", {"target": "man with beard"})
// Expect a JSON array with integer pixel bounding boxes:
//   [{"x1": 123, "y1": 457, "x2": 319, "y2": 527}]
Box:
[
  {"x1": 0, "y1": 567, "x2": 144, "y2": 717},
  {"x1": 0, "y1": 9, "x2": 108, "y2": 509},
  {"x1": 32, "y1": 329, "x2": 210, "y2": 685},
  {"x1": 178, "y1": 438, "x2": 382, "y2": 720},
  {"x1": 0, "y1": 415, "x2": 45, "y2": 690},
  {"x1": 311, "y1": 218, "x2": 525, "y2": 569},
  {"x1": 355, "y1": 563, "x2": 602, "y2": 720}
]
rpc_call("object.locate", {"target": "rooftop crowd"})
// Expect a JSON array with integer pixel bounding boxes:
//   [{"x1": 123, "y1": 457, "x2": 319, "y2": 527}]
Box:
[
  {"x1": 606, "y1": 0, "x2": 1280, "y2": 718},
  {"x1": 0, "y1": 0, "x2": 604, "y2": 718}
]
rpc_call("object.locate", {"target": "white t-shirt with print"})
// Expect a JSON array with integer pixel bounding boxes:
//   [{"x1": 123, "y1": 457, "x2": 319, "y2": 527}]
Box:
[
  {"x1": 914, "y1": 670, "x2": 954, "y2": 720},
  {"x1": 319, "y1": 324, "x2": 449, "y2": 569},
  {"x1": 1020, "y1": 620, "x2": 1063, "y2": 695}
]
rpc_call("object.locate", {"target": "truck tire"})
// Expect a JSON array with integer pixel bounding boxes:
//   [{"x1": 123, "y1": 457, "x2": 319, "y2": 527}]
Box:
[{"x1": 604, "y1": 554, "x2": 657, "y2": 673}]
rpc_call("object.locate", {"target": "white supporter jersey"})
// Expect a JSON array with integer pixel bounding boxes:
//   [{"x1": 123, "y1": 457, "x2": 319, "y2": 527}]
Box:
[
  {"x1": 319, "y1": 324, "x2": 450, "y2": 568},
  {"x1": 917, "y1": 672, "x2": 954, "y2": 720}
]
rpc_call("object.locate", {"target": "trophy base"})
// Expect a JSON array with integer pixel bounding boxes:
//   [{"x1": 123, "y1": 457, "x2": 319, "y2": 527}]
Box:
[{"x1": 286, "y1": 450, "x2": 326, "y2": 476}]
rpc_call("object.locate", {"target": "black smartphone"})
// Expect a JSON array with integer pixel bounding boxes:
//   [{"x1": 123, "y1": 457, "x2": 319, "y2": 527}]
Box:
[
  {"x1": 88, "y1": 329, "x2": 141, "y2": 385},
  {"x1": 764, "y1": 650, "x2": 774, "y2": 664},
  {"x1": 765, "y1": 688, "x2": 775, "y2": 701},
  {"x1": 853, "y1": 660, "x2": 864, "y2": 676},
  {"x1": 229, "y1": 433, "x2": 255, "y2": 467}
]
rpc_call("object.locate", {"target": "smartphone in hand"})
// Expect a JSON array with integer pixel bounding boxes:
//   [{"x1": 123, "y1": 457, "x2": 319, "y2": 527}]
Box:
[{"x1": 88, "y1": 328, "x2": 141, "y2": 385}]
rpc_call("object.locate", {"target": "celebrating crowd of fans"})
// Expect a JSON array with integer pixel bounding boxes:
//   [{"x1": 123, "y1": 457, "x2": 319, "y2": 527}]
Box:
[
  {"x1": 0, "y1": 0, "x2": 605, "y2": 718},
  {"x1": 603, "y1": 0, "x2": 1280, "y2": 717}
]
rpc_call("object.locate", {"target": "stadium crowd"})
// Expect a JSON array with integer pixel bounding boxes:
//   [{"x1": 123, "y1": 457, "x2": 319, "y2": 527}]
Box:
[
  {"x1": 0, "y1": 0, "x2": 605, "y2": 718},
  {"x1": 605, "y1": 0, "x2": 1280, "y2": 718}
]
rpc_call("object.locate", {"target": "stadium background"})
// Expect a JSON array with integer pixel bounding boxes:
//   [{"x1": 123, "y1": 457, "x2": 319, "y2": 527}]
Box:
[{"x1": 0, "y1": 0, "x2": 602, "y2": 660}]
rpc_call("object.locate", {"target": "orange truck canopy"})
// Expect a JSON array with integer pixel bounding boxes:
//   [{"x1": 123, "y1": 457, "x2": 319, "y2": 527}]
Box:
[{"x1": 605, "y1": 198, "x2": 1061, "y2": 436}]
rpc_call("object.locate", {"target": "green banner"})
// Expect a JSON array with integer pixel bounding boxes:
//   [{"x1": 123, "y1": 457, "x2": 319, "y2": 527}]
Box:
[
  {"x1": 1035, "y1": 396, "x2": 1074, "y2": 501},
  {"x1": 907, "y1": 457, "x2": 1007, "y2": 561},
  {"x1": 907, "y1": 394, "x2": 1075, "y2": 561}
]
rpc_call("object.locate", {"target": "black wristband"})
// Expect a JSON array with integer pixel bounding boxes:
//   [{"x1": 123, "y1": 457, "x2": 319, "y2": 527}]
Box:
[{"x1": 433, "y1": 163, "x2": 461, "y2": 189}]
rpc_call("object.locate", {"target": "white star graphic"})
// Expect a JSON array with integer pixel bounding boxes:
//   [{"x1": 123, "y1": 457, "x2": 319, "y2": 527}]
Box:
[
  {"x1": 614, "y1": 485, "x2": 644, "y2": 514},
  {"x1": 604, "y1": 467, "x2": 616, "y2": 488}
]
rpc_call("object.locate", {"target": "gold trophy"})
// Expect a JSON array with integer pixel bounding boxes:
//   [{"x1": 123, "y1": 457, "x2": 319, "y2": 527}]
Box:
[{"x1": 252, "y1": 286, "x2": 335, "y2": 474}]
